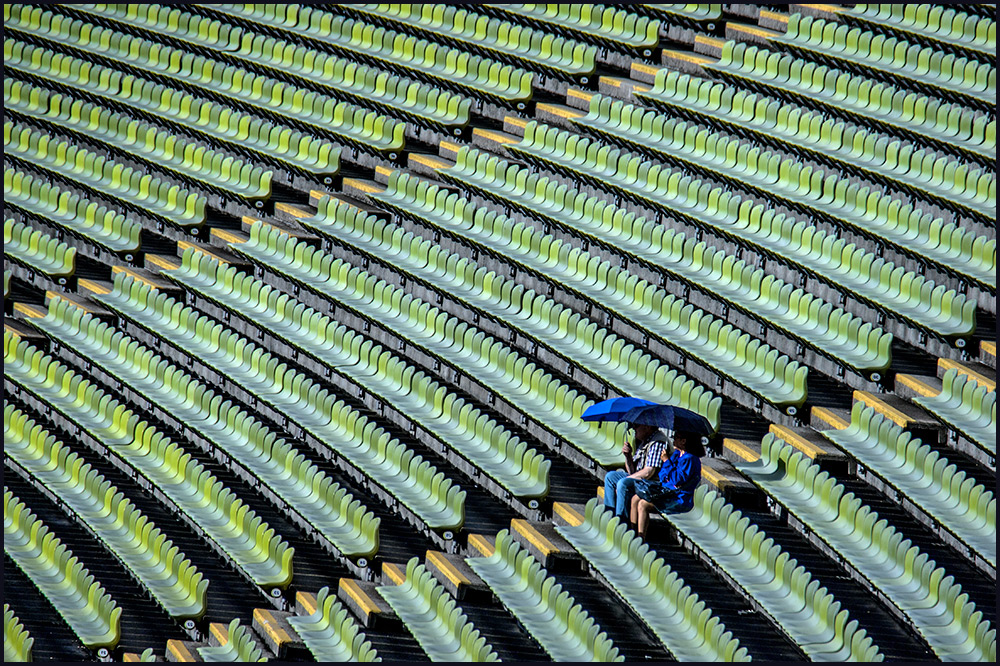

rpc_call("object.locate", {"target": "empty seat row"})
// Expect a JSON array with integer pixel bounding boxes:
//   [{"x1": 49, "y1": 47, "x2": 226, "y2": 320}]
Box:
[
  {"x1": 3, "y1": 332, "x2": 295, "y2": 590},
  {"x1": 202, "y1": 4, "x2": 534, "y2": 104},
  {"x1": 709, "y1": 41, "x2": 995, "y2": 164},
  {"x1": 346, "y1": 4, "x2": 597, "y2": 77},
  {"x1": 515, "y1": 118, "x2": 996, "y2": 291},
  {"x1": 466, "y1": 530, "x2": 622, "y2": 661},
  {"x1": 555, "y1": 500, "x2": 750, "y2": 661},
  {"x1": 5, "y1": 405, "x2": 209, "y2": 619},
  {"x1": 3, "y1": 8, "x2": 405, "y2": 156},
  {"x1": 667, "y1": 487, "x2": 883, "y2": 660},
  {"x1": 96, "y1": 272, "x2": 467, "y2": 533},
  {"x1": 6, "y1": 168, "x2": 142, "y2": 255},
  {"x1": 286, "y1": 587, "x2": 379, "y2": 662},
  {"x1": 31, "y1": 296, "x2": 382, "y2": 560},
  {"x1": 737, "y1": 432, "x2": 996, "y2": 661},
  {"x1": 846, "y1": 4, "x2": 995, "y2": 61},
  {"x1": 4, "y1": 218, "x2": 76, "y2": 279},
  {"x1": 384, "y1": 164, "x2": 892, "y2": 377},
  {"x1": 6, "y1": 79, "x2": 273, "y2": 205},
  {"x1": 5, "y1": 122, "x2": 206, "y2": 229},
  {"x1": 636, "y1": 71, "x2": 996, "y2": 220},
  {"x1": 4, "y1": 40, "x2": 341, "y2": 180},
  {"x1": 779, "y1": 14, "x2": 995, "y2": 108},
  {"x1": 3, "y1": 604, "x2": 33, "y2": 663},
  {"x1": 440, "y1": 148, "x2": 810, "y2": 409},
  {"x1": 278, "y1": 198, "x2": 721, "y2": 438},
  {"x1": 3, "y1": 489, "x2": 121, "y2": 650},
  {"x1": 378, "y1": 558, "x2": 498, "y2": 661},
  {"x1": 72, "y1": 3, "x2": 471, "y2": 132},
  {"x1": 196, "y1": 619, "x2": 265, "y2": 662},
  {"x1": 481, "y1": 3, "x2": 660, "y2": 50},
  {"x1": 913, "y1": 368, "x2": 996, "y2": 457},
  {"x1": 821, "y1": 403, "x2": 995, "y2": 565}
]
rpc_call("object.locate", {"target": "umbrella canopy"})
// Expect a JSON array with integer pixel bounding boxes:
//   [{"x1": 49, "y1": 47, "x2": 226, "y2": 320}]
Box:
[
  {"x1": 581, "y1": 397, "x2": 657, "y2": 422},
  {"x1": 618, "y1": 403, "x2": 714, "y2": 436}
]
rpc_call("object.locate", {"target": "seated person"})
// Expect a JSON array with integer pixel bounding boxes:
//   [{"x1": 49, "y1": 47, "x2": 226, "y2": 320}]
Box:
[
  {"x1": 629, "y1": 431, "x2": 704, "y2": 539},
  {"x1": 603, "y1": 423, "x2": 672, "y2": 523}
]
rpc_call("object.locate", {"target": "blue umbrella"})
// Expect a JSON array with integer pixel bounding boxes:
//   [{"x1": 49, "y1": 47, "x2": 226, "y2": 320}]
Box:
[
  {"x1": 580, "y1": 396, "x2": 656, "y2": 422},
  {"x1": 619, "y1": 403, "x2": 714, "y2": 435}
]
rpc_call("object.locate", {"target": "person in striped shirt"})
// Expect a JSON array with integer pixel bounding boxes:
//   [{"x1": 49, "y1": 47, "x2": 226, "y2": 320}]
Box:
[{"x1": 602, "y1": 423, "x2": 673, "y2": 523}]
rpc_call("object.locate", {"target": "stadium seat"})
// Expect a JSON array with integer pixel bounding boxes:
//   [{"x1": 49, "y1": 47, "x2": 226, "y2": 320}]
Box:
[
  {"x1": 846, "y1": 4, "x2": 996, "y2": 62},
  {"x1": 913, "y1": 368, "x2": 997, "y2": 456},
  {"x1": 482, "y1": 4, "x2": 660, "y2": 51},
  {"x1": 3, "y1": 490, "x2": 122, "y2": 650},
  {"x1": 196, "y1": 619, "x2": 265, "y2": 662},
  {"x1": 4, "y1": 218, "x2": 77, "y2": 278},
  {"x1": 3, "y1": 604, "x2": 34, "y2": 662},
  {"x1": 378, "y1": 558, "x2": 498, "y2": 661},
  {"x1": 286, "y1": 587, "x2": 379, "y2": 662}
]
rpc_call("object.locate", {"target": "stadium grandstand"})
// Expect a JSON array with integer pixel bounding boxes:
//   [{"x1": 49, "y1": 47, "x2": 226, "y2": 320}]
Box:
[{"x1": 4, "y1": 2, "x2": 997, "y2": 662}]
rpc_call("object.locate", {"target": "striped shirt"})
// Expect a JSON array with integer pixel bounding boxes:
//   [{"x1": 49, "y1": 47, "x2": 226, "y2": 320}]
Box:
[{"x1": 634, "y1": 430, "x2": 672, "y2": 470}]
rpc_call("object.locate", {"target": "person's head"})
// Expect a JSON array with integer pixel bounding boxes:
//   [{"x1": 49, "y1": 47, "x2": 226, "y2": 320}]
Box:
[
  {"x1": 672, "y1": 430, "x2": 706, "y2": 457},
  {"x1": 631, "y1": 423, "x2": 659, "y2": 443}
]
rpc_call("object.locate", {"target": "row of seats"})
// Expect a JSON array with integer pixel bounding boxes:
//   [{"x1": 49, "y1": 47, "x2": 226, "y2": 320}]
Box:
[
  {"x1": 386, "y1": 159, "x2": 891, "y2": 377},
  {"x1": 3, "y1": 40, "x2": 341, "y2": 181},
  {"x1": 5, "y1": 122, "x2": 206, "y2": 229},
  {"x1": 820, "y1": 403, "x2": 995, "y2": 565},
  {"x1": 96, "y1": 272, "x2": 467, "y2": 533},
  {"x1": 4, "y1": 218, "x2": 76, "y2": 279},
  {"x1": 3, "y1": 604, "x2": 33, "y2": 662},
  {"x1": 846, "y1": 4, "x2": 995, "y2": 61},
  {"x1": 666, "y1": 488, "x2": 882, "y2": 661},
  {"x1": 70, "y1": 3, "x2": 471, "y2": 132},
  {"x1": 3, "y1": 489, "x2": 121, "y2": 649},
  {"x1": 779, "y1": 14, "x2": 995, "y2": 108},
  {"x1": 378, "y1": 558, "x2": 499, "y2": 661},
  {"x1": 441, "y1": 147, "x2": 811, "y2": 409},
  {"x1": 202, "y1": 3, "x2": 535, "y2": 104},
  {"x1": 737, "y1": 433, "x2": 995, "y2": 661},
  {"x1": 170, "y1": 246, "x2": 553, "y2": 498},
  {"x1": 514, "y1": 118, "x2": 996, "y2": 291},
  {"x1": 466, "y1": 530, "x2": 622, "y2": 661},
  {"x1": 3, "y1": 7, "x2": 406, "y2": 156},
  {"x1": 481, "y1": 4, "x2": 661, "y2": 50},
  {"x1": 6, "y1": 79, "x2": 273, "y2": 206},
  {"x1": 5, "y1": 405, "x2": 209, "y2": 619},
  {"x1": 3, "y1": 332, "x2": 296, "y2": 590},
  {"x1": 555, "y1": 500, "x2": 749, "y2": 661},
  {"x1": 196, "y1": 619, "x2": 265, "y2": 662},
  {"x1": 708, "y1": 42, "x2": 995, "y2": 164},
  {"x1": 636, "y1": 70, "x2": 996, "y2": 220},
  {"x1": 284, "y1": 198, "x2": 720, "y2": 437},
  {"x1": 32, "y1": 296, "x2": 382, "y2": 559},
  {"x1": 286, "y1": 587, "x2": 379, "y2": 662},
  {"x1": 6, "y1": 167, "x2": 142, "y2": 255},
  {"x1": 914, "y1": 369, "x2": 996, "y2": 457}
]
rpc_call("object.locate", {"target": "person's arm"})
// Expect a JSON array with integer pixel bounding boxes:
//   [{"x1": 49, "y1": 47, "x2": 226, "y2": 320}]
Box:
[
  {"x1": 663, "y1": 455, "x2": 699, "y2": 490},
  {"x1": 629, "y1": 465, "x2": 657, "y2": 479},
  {"x1": 621, "y1": 441, "x2": 637, "y2": 474}
]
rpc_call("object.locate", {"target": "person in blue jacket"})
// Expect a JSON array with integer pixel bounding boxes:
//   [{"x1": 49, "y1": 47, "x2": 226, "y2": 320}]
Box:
[{"x1": 629, "y1": 431, "x2": 704, "y2": 540}]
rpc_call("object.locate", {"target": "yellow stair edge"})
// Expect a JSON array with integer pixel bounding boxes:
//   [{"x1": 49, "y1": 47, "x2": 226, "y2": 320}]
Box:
[
  {"x1": 768, "y1": 424, "x2": 830, "y2": 459},
  {"x1": 77, "y1": 278, "x2": 112, "y2": 296},
  {"x1": 425, "y1": 550, "x2": 471, "y2": 587},
  {"x1": 208, "y1": 622, "x2": 229, "y2": 647},
  {"x1": 409, "y1": 153, "x2": 454, "y2": 171},
  {"x1": 339, "y1": 579, "x2": 382, "y2": 619},
  {"x1": 853, "y1": 390, "x2": 921, "y2": 427},
  {"x1": 938, "y1": 358, "x2": 996, "y2": 392},
  {"x1": 210, "y1": 228, "x2": 248, "y2": 245},
  {"x1": 13, "y1": 302, "x2": 47, "y2": 319},
  {"x1": 296, "y1": 591, "x2": 319, "y2": 617},
  {"x1": 467, "y1": 534, "x2": 495, "y2": 558},
  {"x1": 275, "y1": 201, "x2": 313, "y2": 219},
  {"x1": 552, "y1": 502, "x2": 585, "y2": 527},
  {"x1": 145, "y1": 253, "x2": 182, "y2": 272},
  {"x1": 253, "y1": 608, "x2": 295, "y2": 648},
  {"x1": 811, "y1": 406, "x2": 852, "y2": 430},
  {"x1": 510, "y1": 519, "x2": 560, "y2": 557},
  {"x1": 382, "y1": 561, "x2": 407, "y2": 586},
  {"x1": 724, "y1": 438, "x2": 761, "y2": 463},
  {"x1": 895, "y1": 374, "x2": 942, "y2": 399},
  {"x1": 166, "y1": 639, "x2": 200, "y2": 662}
]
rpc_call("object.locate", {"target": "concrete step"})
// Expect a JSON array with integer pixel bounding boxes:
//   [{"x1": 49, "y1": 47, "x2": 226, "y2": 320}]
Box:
[
  {"x1": 424, "y1": 549, "x2": 489, "y2": 600},
  {"x1": 509, "y1": 518, "x2": 579, "y2": 568},
  {"x1": 252, "y1": 608, "x2": 306, "y2": 658},
  {"x1": 339, "y1": 578, "x2": 397, "y2": 629}
]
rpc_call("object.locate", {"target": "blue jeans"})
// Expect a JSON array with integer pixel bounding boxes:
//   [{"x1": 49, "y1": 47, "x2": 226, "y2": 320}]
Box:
[{"x1": 603, "y1": 470, "x2": 639, "y2": 521}]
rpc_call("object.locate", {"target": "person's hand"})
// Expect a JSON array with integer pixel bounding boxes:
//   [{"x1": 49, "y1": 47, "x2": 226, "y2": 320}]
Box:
[
  {"x1": 661, "y1": 447, "x2": 670, "y2": 461},
  {"x1": 622, "y1": 442, "x2": 632, "y2": 456}
]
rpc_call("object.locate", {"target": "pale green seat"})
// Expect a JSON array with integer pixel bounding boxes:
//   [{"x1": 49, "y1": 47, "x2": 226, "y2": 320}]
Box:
[
  {"x1": 379, "y1": 559, "x2": 498, "y2": 662},
  {"x1": 3, "y1": 218, "x2": 76, "y2": 277},
  {"x1": 3, "y1": 490, "x2": 122, "y2": 650},
  {"x1": 848, "y1": 4, "x2": 995, "y2": 61},
  {"x1": 3, "y1": 605, "x2": 33, "y2": 662},
  {"x1": 287, "y1": 587, "x2": 380, "y2": 662},
  {"x1": 197, "y1": 619, "x2": 266, "y2": 662},
  {"x1": 5, "y1": 405, "x2": 209, "y2": 619},
  {"x1": 914, "y1": 368, "x2": 996, "y2": 456},
  {"x1": 466, "y1": 530, "x2": 623, "y2": 662},
  {"x1": 483, "y1": 4, "x2": 659, "y2": 50}
]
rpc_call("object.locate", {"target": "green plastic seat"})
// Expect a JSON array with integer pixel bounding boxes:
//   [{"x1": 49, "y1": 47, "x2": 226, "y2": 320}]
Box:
[
  {"x1": 3, "y1": 604, "x2": 33, "y2": 662},
  {"x1": 484, "y1": 4, "x2": 660, "y2": 50},
  {"x1": 196, "y1": 619, "x2": 265, "y2": 662},
  {"x1": 914, "y1": 368, "x2": 997, "y2": 456},
  {"x1": 3, "y1": 218, "x2": 76, "y2": 278},
  {"x1": 287, "y1": 587, "x2": 380, "y2": 662}
]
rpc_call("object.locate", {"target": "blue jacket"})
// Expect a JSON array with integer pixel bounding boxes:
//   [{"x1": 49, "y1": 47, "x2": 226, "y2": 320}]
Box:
[{"x1": 658, "y1": 451, "x2": 701, "y2": 508}]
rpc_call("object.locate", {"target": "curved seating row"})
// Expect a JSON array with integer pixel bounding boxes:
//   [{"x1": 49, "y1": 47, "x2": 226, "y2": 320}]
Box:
[
  {"x1": 6, "y1": 79, "x2": 273, "y2": 205},
  {"x1": 6, "y1": 167, "x2": 142, "y2": 255},
  {"x1": 737, "y1": 433, "x2": 996, "y2": 661},
  {"x1": 95, "y1": 273, "x2": 466, "y2": 533},
  {"x1": 380, "y1": 168, "x2": 891, "y2": 377},
  {"x1": 378, "y1": 558, "x2": 499, "y2": 661},
  {"x1": 636, "y1": 71, "x2": 996, "y2": 220},
  {"x1": 170, "y1": 247, "x2": 552, "y2": 497},
  {"x1": 820, "y1": 403, "x2": 995, "y2": 565},
  {"x1": 3, "y1": 332, "x2": 295, "y2": 590},
  {"x1": 4, "y1": 40, "x2": 341, "y2": 179},
  {"x1": 3, "y1": 605, "x2": 33, "y2": 663},
  {"x1": 481, "y1": 4, "x2": 660, "y2": 50},
  {"x1": 707, "y1": 41, "x2": 995, "y2": 164},
  {"x1": 555, "y1": 500, "x2": 750, "y2": 661},
  {"x1": 466, "y1": 530, "x2": 622, "y2": 662},
  {"x1": 5, "y1": 405, "x2": 209, "y2": 619},
  {"x1": 635, "y1": 4, "x2": 722, "y2": 23},
  {"x1": 286, "y1": 587, "x2": 379, "y2": 662},
  {"x1": 4, "y1": 218, "x2": 77, "y2": 279},
  {"x1": 196, "y1": 619, "x2": 265, "y2": 662},
  {"x1": 846, "y1": 4, "x2": 995, "y2": 61},
  {"x1": 913, "y1": 368, "x2": 996, "y2": 456},
  {"x1": 5, "y1": 122, "x2": 206, "y2": 229},
  {"x1": 3, "y1": 489, "x2": 121, "y2": 650},
  {"x1": 70, "y1": 3, "x2": 470, "y2": 132},
  {"x1": 31, "y1": 298, "x2": 381, "y2": 559},
  {"x1": 514, "y1": 118, "x2": 996, "y2": 291}
]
